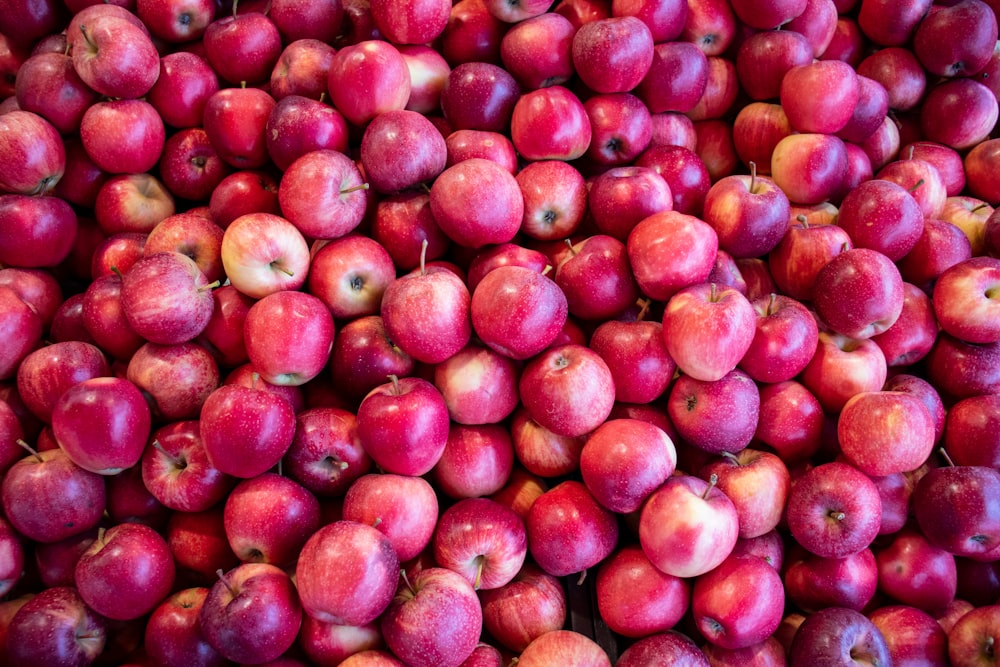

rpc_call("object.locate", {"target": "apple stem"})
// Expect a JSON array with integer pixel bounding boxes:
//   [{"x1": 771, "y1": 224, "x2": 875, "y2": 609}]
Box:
[
  {"x1": 797, "y1": 214, "x2": 809, "y2": 228},
  {"x1": 709, "y1": 283, "x2": 719, "y2": 303},
  {"x1": 387, "y1": 374, "x2": 401, "y2": 395},
  {"x1": 828, "y1": 510, "x2": 846, "y2": 521},
  {"x1": 721, "y1": 451, "x2": 741, "y2": 466},
  {"x1": 564, "y1": 239, "x2": 578, "y2": 256},
  {"x1": 400, "y1": 568, "x2": 416, "y2": 595},
  {"x1": 111, "y1": 266, "x2": 123, "y2": 280},
  {"x1": 907, "y1": 144, "x2": 915, "y2": 160},
  {"x1": 16, "y1": 439, "x2": 43, "y2": 463},
  {"x1": 972, "y1": 203, "x2": 990, "y2": 214},
  {"x1": 341, "y1": 182, "x2": 370, "y2": 195},
  {"x1": 78, "y1": 24, "x2": 97, "y2": 51},
  {"x1": 576, "y1": 569, "x2": 588, "y2": 586},
  {"x1": 542, "y1": 264, "x2": 553, "y2": 277},
  {"x1": 702, "y1": 474, "x2": 718, "y2": 500},
  {"x1": 232, "y1": 0, "x2": 239, "y2": 18},
  {"x1": 748, "y1": 161, "x2": 757, "y2": 193},
  {"x1": 251, "y1": 372, "x2": 260, "y2": 391},
  {"x1": 271, "y1": 261, "x2": 295, "y2": 277},
  {"x1": 216, "y1": 569, "x2": 237, "y2": 596},
  {"x1": 198, "y1": 280, "x2": 221, "y2": 292},
  {"x1": 636, "y1": 298, "x2": 650, "y2": 322},
  {"x1": 418, "y1": 239, "x2": 428, "y2": 276},
  {"x1": 372, "y1": 517, "x2": 382, "y2": 529},
  {"x1": 151, "y1": 440, "x2": 185, "y2": 469},
  {"x1": 767, "y1": 292, "x2": 778, "y2": 316},
  {"x1": 473, "y1": 556, "x2": 485, "y2": 590},
  {"x1": 907, "y1": 178, "x2": 925, "y2": 193},
  {"x1": 939, "y1": 447, "x2": 957, "y2": 467}
]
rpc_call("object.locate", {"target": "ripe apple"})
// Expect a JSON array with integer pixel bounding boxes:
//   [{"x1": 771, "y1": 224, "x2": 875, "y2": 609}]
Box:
[
  {"x1": 813, "y1": 247, "x2": 905, "y2": 339},
  {"x1": 121, "y1": 251, "x2": 216, "y2": 346},
  {"x1": 342, "y1": 472, "x2": 438, "y2": 563},
  {"x1": 220, "y1": 212, "x2": 310, "y2": 298},
  {"x1": 5, "y1": 586, "x2": 107, "y2": 666},
  {"x1": 838, "y1": 391, "x2": 936, "y2": 477},
  {"x1": 329, "y1": 40, "x2": 411, "y2": 126},
  {"x1": 0, "y1": 110, "x2": 65, "y2": 195},
  {"x1": 914, "y1": 464, "x2": 1000, "y2": 558},
  {"x1": 479, "y1": 562, "x2": 566, "y2": 652},
  {"x1": 519, "y1": 344, "x2": 615, "y2": 439},
  {"x1": 693, "y1": 554, "x2": 785, "y2": 650},
  {"x1": 279, "y1": 149, "x2": 370, "y2": 241},
  {"x1": 526, "y1": 480, "x2": 618, "y2": 579},
  {"x1": 144, "y1": 587, "x2": 226, "y2": 667},
  {"x1": 667, "y1": 369, "x2": 760, "y2": 455},
  {"x1": 510, "y1": 85, "x2": 592, "y2": 161},
  {"x1": 126, "y1": 342, "x2": 219, "y2": 421},
  {"x1": 429, "y1": 157, "x2": 523, "y2": 248},
  {"x1": 789, "y1": 607, "x2": 891, "y2": 665},
  {"x1": 595, "y1": 545, "x2": 689, "y2": 639},
  {"x1": 244, "y1": 290, "x2": 335, "y2": 386},
  {"x1": 876, "y1": 528, "x2": 958, "y2": 612}
]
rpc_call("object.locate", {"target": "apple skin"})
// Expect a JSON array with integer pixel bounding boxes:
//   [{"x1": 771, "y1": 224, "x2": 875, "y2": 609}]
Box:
[
  {"x1": 361, "y1": 109, "x2": 447, "y2": 194},
  {"x1": 199, "y1": 562, "x2": 302, "y2": 665},
  {"x1": 74, "y1": 522, "x2": 176, "y2": 621},
  {"x1": 51, "y1": 376, "x2": 151, "y2": 476},
  {"x1": 813, "y1": 247, "x2": 905, "y2": 340},
  {"x1": 595, "y1": 544, "x2": 689, "y2": 639},
  {"x1": 144, "y1": 587, "x2": 227, "y2": 667},
  {"x1": 519, "y1": 343, "x2": 616, "y2": 439},
  {"x1": 933, "y1": 256, "x2": 1000, "y2": 345},
  {"x1": 876, "y1": 528, "x2": 958, "y2": 613},
  {"x1": 433, "y1": 497, "x2": 527, "y2": 591},
  {"x1": 429, "y1": 157, "x2": 523, "y2": 249},
  {"x1": 662, "y1": 282, "x2": 756, "y2": 383},
  {"x1": 220, "y1": 212, "x2": 311, "y2": 298},
  {"x1": 140, "y1": 419, "x2": 234, "y2": 514},
  {"x1": 944, "y1": 394, "x2": 1000, "y2": 470},
  {"x1": 244, "y1": 290, "x2": 335, "y2": 386},
  {"x1": 913, "y1": 465, "x2": 1000, "y2": 559},
  {"x1": 284, "y1": 406, "x2": 372, "y2": 498},
  {"x1": 343, "y1": 473, "x2": 439, "y2": 563},
  {"x1": 700, "y1": 448, "x2": 791, "y2": 539},
  {"x1": 783, "y1": 545, "x2": 878, "y2": 613},
  {"x1": 5, "y1": 586, "x2": 108, "y2": 667},
  {"x1": 616, "y1": 631, "x2": 710, "y2": 667},
  {"x1": 789, "y1": 607, "x2": 891, "y2": 666},
  {"x1": 693, "y1": 554, "x2": 785, "y2": 650},
  {"x1": 510, "y1": 85, "x2": 593, "y2": 161},
  {"x1": 199, "y1": 383, "x2": 297, "y2": 480},
  {"x1": 279, "y1": 149, "x2": 369, "y2": 242},
  {"x1": 471, "y1": 265, "x2": 568, "y2": 361},
  {"x1": 838, "y1": 391, "x2": 936, "y2": 477},
  {"x1": 770, "y1": 132, "x2": 848, "y2": 205},
  {"x1": 499, "y1": 12, "x2": 575, "y2": 90},
  {"x1": 639, "y1": 474, "x2": 740, "y2": 579},
  {"x1": 0, "y1": 110, "x2": 66, "y2": 197},
  {"x1": 296, "y1": 520, "x2": 400, "y2": 627},
  {"x1": 357, "y1": 376, "x2": 450, "y2": 477},
  {"x1": 381, "y1": 567, "x2": 483, "y2": 667},
  {"x1": 786, "y1": 461, "x2": 883, "y2": 559},
  {"x1": 69, "y1": 13, "x2": 160, "y2": 100},
  {"x1": 948, "y1": 603, "x2": 1000, "y2": 667},
  {"x1": 580, "y1": 418, "x2": 676, "y2": 515},
  {"x1": 869, "y1": 605, "x2": 949, "y2": 667},
  {"x1": 126, "y1": 342, "x2": 219, "y2": 422},
  {"x1": 517, "y1": 630, "x2": 611, "y2": 667},
  {"x1": 479, "y1": 562, "x2": 566, "y2": 652},
  {"x1": 329, "y1": 315, "x2": 416, "y2": 405},
  {"x1": 15, "y1": 341, "x2": 110, "y2": 424},
  {"x1": 329, "y1": 40, "x2": 411, "y2": 126},
  {"x1": 526, "y1": 480, "x2": 619, "y2": 578}
]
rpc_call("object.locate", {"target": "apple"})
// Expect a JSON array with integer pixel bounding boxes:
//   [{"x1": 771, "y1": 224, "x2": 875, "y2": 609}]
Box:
[
  {"x1": 876, "y1": 528, "x2": 958, "y2": 612},
  {"x1": 948, "y1": 603, "x2": 1000, "y2": 666},
  {"x1": 639, "y1": 473, "x2": 739, "y2": 578},
  {"x1": 202, "y1": 86, "x2": 276, "y2": 170},
  {"x1": 200, "y1": 382, "x2": 297, "y2": 479},
  {"x1": 580, "y1": 418, "x2": 676, "y2": 515},
  {"x1": 913, "y1": 464, "x2": 1000, "y2": 559},
  {"x1": 93, "y1": 173, "x2": 176, "y2": 237},
  {"x1": 146, "y1": 52, "x2": 220, "y2": 130},
  {"x1": 509, "y1": 407, "x2": 586, "y2": 479},
  {"x1": 770, "y1": 132, "x2": 849, "y2": 205},
  {"x1": 595, "y1": 544, "x2": 689, "y2": 639},
  {"x1": 200, "y1": 563, "x2": 302, "y2": 664},
  {"x1": 499, "y1": 12, "x2": 575, "y2": 90},
  {"x1": 329, "y1": 315, "x2": 415, "y2": 404},
  {"x1": 264, "y1": 95, "x2": 349, "y2": 172},
  {"x1": 296, "y1": 520, "x2": 400, "y2": 627},
  {"x1": 166, "y1": 507, "x2": 240, "y2": 585},
  {"x1": 510, "y1": 85, "x2": 592, "y2": 161},
  {"x1": 329, "y1": 40, "x2": 411, "y2": 126},
  {"x1": 702, "y1": 164, "x2": 790, "y2": 259},
  {"x1": 479, "y1": 562, "x2": 566, "y2": 652},
  {"x1": 588, "y1": 166, "x2": 673, "y2": 243},
  {"x1": 933, "y1": 256, "x2": 1000, "y2": 344},
  {"x1": 361, "y1": 109, "x2": 447, "y2": 194},
  {"x1": 75, "y1": 522, "x2": 175, "y2": 621},
  {"x1": 429, "y1": 157, "x2": 523, "y2": 248},
  {"x1": 220, "y1": 212, "x2": 310, "y2": 298},
  {"x1": 471, "y1": 265, "x2": 568, "y2": 361},
  {"x1": 342, "y1": 472, "x2": 439, "y2": 563},
  {"x1": 120, "y1": 251, "x2": 216, "y2": 346},
  {"x1": 144, "y1": 587, "x2": 227, "y2": 667},
  {"x1": 526, "y1": 480, "x2": 618, "y2": 579},
  {"x1": 357, "y1": 376, "x2": 450, "y2": 477},
  {"x1": 79, "y1": 99, "x2": 165, "y2": 176},
  {"x1": 51, "y1": 376, "x2": 151, "y2": 476},
  {"x1": 667, "y1": 369, "x2": 760, "y2": 455},
  {"x1": 517, "y1": 630, "x2": 611, "y2": 667},
  {"x1": 661, "y1": 282, "x2": 756, "y2": 382},
  {"x1": 202, "y1": 8, "x2": 282, "y2": 85},
  {"x1": 69, "y1": 13, "x2": 160, "y2": 99},
  {"x1": 244, "y1": 290, "x2": 335, "y2": 386},
  {"x1": 208, "y1": 170, "x2": 280, "y2": 229},
  {"x1": 616, "y1": 631, "x2": 710, "y2": 666},
  {"x1": 693, "y1": 554, "x2": 785, "y2": 650},
  {"x1": 813, "y1": 247, "x2": 905, "y2": 340},
  {"x1": 921, "y1": 78, "x2": 999, "y2": 151},
  {"x1": 554, "y1": 234, "x2": 640, "y2": 321},
  {"x1": 739, "y1": 293, "x2": 819, "y2": 384},
  {"x1": 789, "y1": 607, "x2": 891, "y2": 665},
  {"x1": 519, "y1": 344, "x2": 615, "y2": 439},
  {"x1": 0, "y1": 111, "x2": 65, "y2": 196},
  {"x1": 588, "y1": 316, "x2": 675, "y2": 404},
  {"x1": 5, "y1": 586, "x2": 107, "y2": 666},
  {"x1": 299, "y1": 616, "x2": 383, "y2": 667},
  {"x1": 381, "y1": 567, "x2": 483, "y2": 667},
  {"x1": 433, "y1": 497, "x2": 527, "y2": 591},
  {"x1": 786, "y1": 461, "x2": 883, "y2": 559},
  {"x1": 126, "y1": 342, "x2": 219, "y2": 421}
]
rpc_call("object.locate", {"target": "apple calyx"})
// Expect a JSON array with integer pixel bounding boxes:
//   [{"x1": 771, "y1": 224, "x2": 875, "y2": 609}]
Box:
[
  {"x1": 16, "y1": 438, "x2": 43, "y2": 463},
  {"x1": 985, "y1": 636, "x2": 996, "y2": 658},
  {"x1": 702, "y1": 474, "x2": 718, "y2": 500}
]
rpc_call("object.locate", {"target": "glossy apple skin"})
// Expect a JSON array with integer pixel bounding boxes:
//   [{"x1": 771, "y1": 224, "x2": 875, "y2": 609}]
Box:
[
  {"x1": 668, "y1": 369, "x2": 759, "y2": 455},
  {"x1": 141, "y1": 420, "x2": 234, "y2": 514},
  {"x1": 144, "y1": 587, "x2": 227, "y2": 667},
  {"x1": 15, "y1": 341, "x2": 110, "y2": 424},
  {"x1": 876, "y1": 528, "x2": 957, "y2": 613},
  {"x1": 616, "y1": 631, "x2": 710, "y2": 667},
  {"x1": 245, "y1": 290, "x2": 335, "y2": 386},
  {"x1": 783, "y1": 546, "x2": 878, "y2": 613},
  {"x1": 199, "y1": 383, "x2": 297, "y2": 479},
  {"x1": 433, "y1": 497, "x2": 527, "y2": 591},
  {"x1": 479, "y1": 562, "x2": 566, "y2": 652},
  {"x1": 786, "y1": 461, "x2": 883, "y2": 559},
  {"x1": 813, "y1": 247, "x2": 905, "y2": 340},
  {"x1": 789, "y1": 607, "x2": 891, "y2": 666},
  {"x1": 913, "y1": 465, "x2": 1000, "y2": 559},
  {"x1": 75, "y1": 522, "x2": 176, "y2": 621},
  {"x1": 526, "y1": 480, "x2": 619, "y2": 578},
  {"x1": 329, "y1": 40, "x2": 411, "y2": 126},
  {"x1": 700, "y1": 448, "x2": 790, "y2": 539},
  {"x1": 639, "y1": 474, "x2": 740, "y2": 578},
  {"x1": 51, "y1": 377, "x2": 151, "y2": 476},
  {"x1": 693, "y1": 554, "x2": 785, "y2": 650},
  {"x1": 519, "y1": 344, "x2": 616, "y2": 439},
  {"x1": 595, "y1": 545, "x2": 689, "y2": 639},
  {"x1": 199, "y1": 562, "x2": 302, "y2": 665},
  {"x1": 296, "y1": 521, "x2": 400, "y2": 627},
  {"x1": 516, "y1": 629, "x2": 611, "y2": 667},
  {"x1": 581, "y1": 418, "x2": 676, "y2": 515},
  {"x1": 357, "y1": 376, "x2": 450, "y2": 477},
  {"x1": 510, "y1": 86, "x2": 592, "y2": 161},
  {"x1": 381, "y1": 567, "x2": 483, "y2": 667},
  {"x1": 5, "y1": 586, "x2": 108, "y2": 667},
  {"x1": 342, "y1": 473, "x2": 439, "y2": 563}
]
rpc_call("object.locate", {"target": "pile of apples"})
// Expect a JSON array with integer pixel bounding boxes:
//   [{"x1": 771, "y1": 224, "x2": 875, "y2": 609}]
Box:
[{"x1": 2, "y1": 0, "x2": 1000, "y2": 664}]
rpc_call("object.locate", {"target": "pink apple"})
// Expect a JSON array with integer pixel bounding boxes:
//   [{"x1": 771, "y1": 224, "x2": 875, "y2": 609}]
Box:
[
  {"x1": 221, "y1": 213, "x2": 310, "y2": 298},
  {"x1": 627, "y1": 211, "x2": 719, "y2": 302},
  {"x1": 510, "y1": 85, "x2": 592, "y2": 161},
  {"x1": 526, "y1": 480, "x2": 618, "y2": 578},
  {"x1": 519, "y1": 344, "x2": 615, "y2": 438},
  {"x1": 595, "y1": 544, "x2": 689, "y2": 639},
  {"x1": 813, "y1": 247, "x2": 905, "y2": 339}
]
